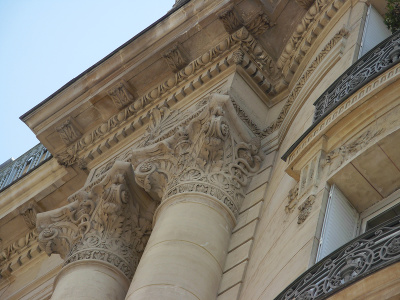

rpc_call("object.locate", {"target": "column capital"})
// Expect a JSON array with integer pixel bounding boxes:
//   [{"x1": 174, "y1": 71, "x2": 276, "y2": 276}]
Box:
[
  {"x1": 37, "y1": 161, "x2": 155, "y2": 280},
  {"x1": 130, "y1": 93, "x2": 263, "y2": 217}
]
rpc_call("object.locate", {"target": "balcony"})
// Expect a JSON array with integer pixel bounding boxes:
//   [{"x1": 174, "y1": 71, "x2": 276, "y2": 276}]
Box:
[
  {"x1": 282, "y1": 30, "x2": 400, "y2": 162},
  {"x1": 0, "y1": 144, "x2": 52, "y2": 192},
  {"x1": 275, "y1": 215, "x2": 400, "y2": 299}
]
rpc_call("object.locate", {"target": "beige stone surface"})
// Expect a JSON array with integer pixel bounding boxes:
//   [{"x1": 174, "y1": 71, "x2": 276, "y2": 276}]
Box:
[
  {"x1": 51, "y1": 261, "x2": 130, "y2": 300},
  {"x1": 224, "y1": 239, "x2": 253, "y2": 272},
  {"x1": 217, "y1": 283, "x2": 241, "y2": 300},
  {"x1": 126, "y1": 194, "x2": 234, "y2": 300},
  {"x1": 1, "y1": 1, "x2": 399, "y2": 300},
  {"x1": 218, "y1": 260, "x2": 247, "y2": 294},
  {"x1": 240, "y1": 184, "x2": 267, "y2": 213},
  {"x1": 228, "y1": 219, "x2": 257, "y2": 252}
]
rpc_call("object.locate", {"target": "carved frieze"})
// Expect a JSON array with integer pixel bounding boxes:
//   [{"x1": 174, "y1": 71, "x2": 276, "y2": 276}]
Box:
[
  {"x1": 37, "y1": 161, "x2": 155, "y2": 280},
  {"x1": 326, "y1": 128, "x2": 385, "y2": 173},
  {"x1": 108, "y1": 82, "x2": 135, "y2": 110},
  {"x1": 163, "y1": 44, "x2": 188, "y2": 73},
  {"x1": 298, "y1": 194, "x2": 315, "y2": 224},
  {"x1": 56, "y1": 118, "x2": 82, "y2": 145},
  {"x1": 130, "y1": 93, "x2": 263, "y2": 217}
]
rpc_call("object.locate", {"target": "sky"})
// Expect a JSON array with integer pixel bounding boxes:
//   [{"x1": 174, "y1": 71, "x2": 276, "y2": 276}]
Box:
[{"x1": 0, "y1": 0, "x2": 175, "y2": 164}]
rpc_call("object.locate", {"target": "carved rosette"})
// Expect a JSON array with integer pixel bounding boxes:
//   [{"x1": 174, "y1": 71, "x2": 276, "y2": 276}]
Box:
[
  {"x1": 131, "y1": 94, "x2": 262, "y2": 217},
  {"x1": 37, "y1": 162, "x2": 154, "y2": 280}
]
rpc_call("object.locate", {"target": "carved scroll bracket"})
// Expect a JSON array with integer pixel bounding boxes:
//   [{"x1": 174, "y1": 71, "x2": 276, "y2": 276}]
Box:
[
  {"x1": 128, "y1": 93, "x2": 263, "y2": 218},
  {"x1": 36, "y1": 161, "x2": 156, "y2": 280}
]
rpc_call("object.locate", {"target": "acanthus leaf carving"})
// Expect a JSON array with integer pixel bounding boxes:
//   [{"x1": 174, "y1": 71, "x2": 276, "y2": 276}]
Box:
[
  {"x1": 37, "y1": 161, "x2": 155, "y2": 280},
  {"x1": 130, "y1": 93, "x2": 263, "y2": 217}
]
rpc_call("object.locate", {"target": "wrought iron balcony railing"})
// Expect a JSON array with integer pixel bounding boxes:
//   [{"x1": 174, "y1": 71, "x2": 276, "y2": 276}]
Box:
[
  {"x1": 313, "y1": 30, "x2": 400, "y2": 122},
  {"x1": 282, "y1": 31, "x2": 400, "y2": 162},
  {"x1": 0, "y1": 144, "x2": 52, "y2": 192},
  {"x1": 275, "y1": 215, "x2": 400, "y2": 300}
]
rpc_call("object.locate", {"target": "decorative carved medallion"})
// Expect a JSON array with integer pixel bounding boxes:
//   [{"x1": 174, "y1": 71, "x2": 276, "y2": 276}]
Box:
[
  {"x1": 37, "y1": 162, "x2": 155, "y2": 280},
  {"x1": 108, "y1": 82, "x2": 135, "y2": 110},
  {"x1": 298, "y1": 194, "x2": 315, "y2": 224},
  {"x1": 56, "y1": 118, "x2": 82, "y2": 145},
  {"x1": 131, "y1": 93, "x2": 263, "y2": 217},
  {"x1": 163, "y1": 43, "x2": 188, "y2": 72}
]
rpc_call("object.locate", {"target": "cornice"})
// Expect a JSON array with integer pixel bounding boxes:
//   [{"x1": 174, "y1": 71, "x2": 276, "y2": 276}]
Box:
[
  {"x1": 55, "y1": 28, "x2": 349, "y2": 168},
  {"x1": 267, "y1": 28, "x2": 349, "y2": 136},
  {"x1": 55, "y1": 28, "x2": 278, "y2": 168},
  {"x1": 277, "y1": 0, "x2": 346, "y2": 80}
]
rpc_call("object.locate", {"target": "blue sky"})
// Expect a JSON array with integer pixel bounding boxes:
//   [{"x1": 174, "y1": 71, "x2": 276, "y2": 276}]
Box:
[{"x1": 0, "y1": 0, "x2": 175, "y2": 163}]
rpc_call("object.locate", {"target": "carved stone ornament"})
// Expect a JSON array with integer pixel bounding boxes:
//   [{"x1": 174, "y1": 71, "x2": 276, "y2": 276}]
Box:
[
  {"x1": 296, "y1": 0, "x2": 315, "y2": 9},
  {"x1": 285, "y1": 183, "x2": 299, "y2": 213},
  {"x1": 325, "y1": 128, "x2": 385, "y2": 173},
  {"x1": 130, "y1": 93, "x2": 263, "y2": 217},
  {"x1": 56, "y1": 118, "x2": 82, "y2": 145},
  {"x1": 36, "y1": 161, "x2": 155, "y2": 280},
  {"x1": 108, "y1": 82, "x2": 135, "y2": 110},
  {"x1": 244, "y1": 12, "x2": 271, "y2": 37},
  {"x1": 298, "y1": 194, "x2": 315, "y2": 224},
  {"x1": 218, "y1": 8, "x2": 242, "y2": 34},
  {"x1": 19, "y1": 201, "x2": 42, "y2": 229},
  {"x1": 162, "y1": 43, "x2": 188, "y2": 72}
]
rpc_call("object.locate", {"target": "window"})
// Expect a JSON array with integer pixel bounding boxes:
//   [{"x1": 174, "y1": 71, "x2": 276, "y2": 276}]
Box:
[
  {"x1": 316, "y1": 185, "x2": 358, "y2": 262},
  {"x1": 358, "y1": 5, "x2": 391, "y2": 58},
  {"x1": 360, "y1": 189, "x2": 400, "y2": 232},
  {"x1": 316, "y1": 185, "x2": 400, "y2": 262}
]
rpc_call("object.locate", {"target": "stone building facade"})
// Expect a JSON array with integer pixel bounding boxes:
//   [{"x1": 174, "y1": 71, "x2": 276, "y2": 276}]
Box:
[{"x1": 1, "y1": 0, "x2": 400, "y2": 299}]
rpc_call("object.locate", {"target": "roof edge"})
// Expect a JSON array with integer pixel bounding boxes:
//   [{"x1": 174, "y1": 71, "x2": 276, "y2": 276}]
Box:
[{"x1": 20, "y1": 0, "x2": 191, "y2": 121}]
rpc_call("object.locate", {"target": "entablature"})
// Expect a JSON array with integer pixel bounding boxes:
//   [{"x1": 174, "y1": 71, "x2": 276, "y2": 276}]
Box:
[{"x1": 19, "y1": 0, "x2": 352, "y2": 173}]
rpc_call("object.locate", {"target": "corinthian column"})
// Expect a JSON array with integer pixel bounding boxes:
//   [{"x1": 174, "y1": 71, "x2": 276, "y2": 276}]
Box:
[
  {"x1": 36, "y1": 162, "x2": 155, "y2": 300},
  {"x1": 125, "y1": 93, "x2": 262, "y2": 300}
]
